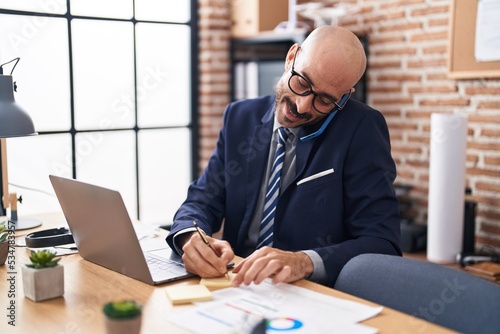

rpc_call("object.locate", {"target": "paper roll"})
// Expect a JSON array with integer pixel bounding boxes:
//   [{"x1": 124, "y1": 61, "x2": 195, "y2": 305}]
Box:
[{"x1": 427, "y1": 113, "x2": 468, "y2": 263}]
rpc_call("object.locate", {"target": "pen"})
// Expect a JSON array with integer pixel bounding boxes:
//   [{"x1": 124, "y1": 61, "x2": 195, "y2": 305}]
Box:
[{"x1": 193, "y1": 221, "x2": 230, "y2": 280}]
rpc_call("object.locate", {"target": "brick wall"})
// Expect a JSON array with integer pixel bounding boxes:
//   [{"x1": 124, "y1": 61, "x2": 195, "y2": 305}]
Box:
[
  {"x1": 198, "y1": 0, "x2": 232, "y2": 166},
  {"x1": 198, "y1": 0, "x2": 500, "y2": 253}
]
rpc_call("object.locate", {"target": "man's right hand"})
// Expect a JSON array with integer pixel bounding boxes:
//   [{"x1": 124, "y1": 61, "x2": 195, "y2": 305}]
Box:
[{"x1": 181, "y1": 232, "x2": 234, "y2": 277}]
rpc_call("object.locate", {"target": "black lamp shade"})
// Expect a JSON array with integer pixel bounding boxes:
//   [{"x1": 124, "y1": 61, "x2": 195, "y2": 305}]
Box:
[{"x1": 0, "y1": 75, "x2": 37, "y2": 138}]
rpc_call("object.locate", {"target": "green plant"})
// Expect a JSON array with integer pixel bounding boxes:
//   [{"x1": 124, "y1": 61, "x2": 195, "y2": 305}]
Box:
[
  {"x1": 0, "y1": 221, "x2": 8, "y2": 243},
  {"x1": 103, "y1": 300, "x2": 142, "y2": 319},
  {"x1": 26, "y1": 250, "x2": 61, "y2": 269},
  {"x1": 0, "y1": 221, "x2": 6, "y2": 243}
]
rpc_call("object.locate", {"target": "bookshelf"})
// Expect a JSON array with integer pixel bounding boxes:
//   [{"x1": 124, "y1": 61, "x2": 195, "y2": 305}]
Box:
[{"x1": 230, "y1": 31, "x2": 307, "y2": 101}]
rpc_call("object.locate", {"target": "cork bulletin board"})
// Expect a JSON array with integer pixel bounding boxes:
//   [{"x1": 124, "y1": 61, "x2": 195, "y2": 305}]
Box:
[{"x1": 448, "y1": 0, "x2": 500, "y2": 79}]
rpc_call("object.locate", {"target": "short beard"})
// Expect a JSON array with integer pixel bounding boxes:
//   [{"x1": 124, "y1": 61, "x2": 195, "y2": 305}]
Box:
[{"x1": 274, "y1": 83, "x2": 312, "y2": 122}]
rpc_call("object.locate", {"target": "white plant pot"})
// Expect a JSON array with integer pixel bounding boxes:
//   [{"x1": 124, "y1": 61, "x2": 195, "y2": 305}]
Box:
[
  {"x1": 22, "y1": 265, "x2": 64, "y2": 302},
  {"x1": 104, "y1": 314, "x2": 142, "y2": 334}
]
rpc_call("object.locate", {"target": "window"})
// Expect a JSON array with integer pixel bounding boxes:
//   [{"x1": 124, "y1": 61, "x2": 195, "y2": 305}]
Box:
[{"x1": 0, "y1": 0, "x2": 197, "y2": 225}]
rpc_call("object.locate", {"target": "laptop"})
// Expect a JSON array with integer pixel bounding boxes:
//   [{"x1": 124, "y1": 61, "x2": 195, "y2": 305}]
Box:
[{"x1": 49, "y1": 174, "x2": 195, "y2": 285}]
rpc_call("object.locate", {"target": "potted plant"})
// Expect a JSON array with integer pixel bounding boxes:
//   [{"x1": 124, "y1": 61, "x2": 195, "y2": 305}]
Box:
[
  {"x1": 0, "y1": 221, "x2": 9, "y2": 265},
  {"x1": 103, "y1": 300, "x2": 143, "y2": 334},
  {"x1": 22, "y1": 249, "x2": 64, "y2": 302}
]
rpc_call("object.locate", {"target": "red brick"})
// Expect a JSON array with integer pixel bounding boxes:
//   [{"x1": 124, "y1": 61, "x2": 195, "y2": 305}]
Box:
[
  {"x1": 423, "y1": 45, "x2": 447, "y2": 54},
  {"x1": 429, "y1": 18, "x2": 448, "y2": 27},
  {"x1": 373, "y1": 97, "x2": 414, "y2": 105},
  {"x1": 377, "y1": 73, "x2": 421, "y2": 82},
  {"x1": 369, "y1": 85, "x2": 402, "y2": 93},
  {"x1": 464, "y1": 87, "x2": 500, "y2": 95},
  {"x1": 369, "y1": 36, "x2": 406, "y2": 44},
  {"x1": 477, "y1": 101, "x2": 500, "y2": 109},
  {"x1": 380, "y1": 0, "x2": 425, "y2": 10},
  {"x1": 411, "y1": 5, "x2": 450, "y2": 16},
  {"x1": 365, "y1": 11, "x2": 405, "y2": 25},
  {"x1": 379, "y1": 22, "x2": 422, "y2": 33},
  {"x1": 427, "y1": 73, "x2": 449, "y2": 80},
  {"x1": 406, "y1": 111, "x2": 431, "y2": 119},
  {"x1": 481, "y1": 129, "x2": 500, "y2": 137},
  {"x1": 479, "y1": 210, "x2": 500, "y2": 221},
  {"x1": 374, "y1": 47, "x2": 418, "y2": 56},
  {"x1": 410, "y1": 30, "x2": 448, "y2": 42},
  {"x1": 369, "y1": 60, "x2": 402, "y2": 69},
  {"x1": 407, "y1": 58, "x2": 447, "y2": 68},
  {"x1": 467, "y1": 167, "x2": 500, "y2": 178},
  {"x1": 408, "y1": 85, "x2": 457, "y2": 94},
  {"x1": 419, "y1": 98, "x2": 470, "y2": 107},
  {"x1": 476, "y1": 182, "x2": 500, "y2": 193}
]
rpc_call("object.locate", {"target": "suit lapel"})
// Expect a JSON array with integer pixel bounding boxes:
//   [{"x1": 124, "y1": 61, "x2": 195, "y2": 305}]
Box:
[{"x1": 236, "y1": 108, "x2": 274, "y2": 246}]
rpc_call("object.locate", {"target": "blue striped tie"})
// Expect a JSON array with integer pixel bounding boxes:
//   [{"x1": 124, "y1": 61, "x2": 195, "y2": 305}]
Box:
[{"x1": 257, "y1": 127, "x2": 288, "y2": 248}]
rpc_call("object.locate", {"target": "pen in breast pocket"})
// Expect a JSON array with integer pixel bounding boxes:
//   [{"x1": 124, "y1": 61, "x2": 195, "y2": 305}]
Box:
[{"x1": 193, "y1": 221, "x2": 230, "y2": 280}]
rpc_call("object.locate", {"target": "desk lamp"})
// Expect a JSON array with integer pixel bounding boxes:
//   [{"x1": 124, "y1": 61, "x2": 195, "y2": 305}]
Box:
[{"x1": 0, "y1": 58, "x2": 41, "y2": 230}]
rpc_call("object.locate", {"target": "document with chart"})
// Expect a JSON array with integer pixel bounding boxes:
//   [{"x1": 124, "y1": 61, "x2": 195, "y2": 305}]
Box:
[{"x1": 168, "y1": 279, "x2": 382, "y2": 334}]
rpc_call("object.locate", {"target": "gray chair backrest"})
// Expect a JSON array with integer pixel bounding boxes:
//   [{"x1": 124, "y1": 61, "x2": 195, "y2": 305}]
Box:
[{"x1": 334, "y1": 253, "x2": 500, "y2": 334}]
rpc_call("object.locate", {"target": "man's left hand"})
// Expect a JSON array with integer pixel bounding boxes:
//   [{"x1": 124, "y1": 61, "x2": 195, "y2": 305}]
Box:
[{"x1": 231, "y1": 246, "x2": 314, "y2": 286}]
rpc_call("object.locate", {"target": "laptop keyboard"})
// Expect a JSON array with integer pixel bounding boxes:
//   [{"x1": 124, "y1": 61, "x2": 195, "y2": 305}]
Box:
[{"x1": 145, "y1": 254, "x2": 188, "y2": 277}]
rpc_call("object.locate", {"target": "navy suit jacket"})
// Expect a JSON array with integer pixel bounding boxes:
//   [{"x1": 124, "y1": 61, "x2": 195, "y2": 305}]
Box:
[{"x1": 167, "y1": 95, "x2": 401, "y2": 287}]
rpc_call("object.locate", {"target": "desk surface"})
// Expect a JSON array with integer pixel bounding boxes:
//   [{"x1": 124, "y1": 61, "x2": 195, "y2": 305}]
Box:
[{"x1": 0, "y1": 213, "x2": 456, "y2": 333}]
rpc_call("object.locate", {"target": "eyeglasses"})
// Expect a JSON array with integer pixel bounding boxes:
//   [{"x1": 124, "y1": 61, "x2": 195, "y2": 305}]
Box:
[{"x1": 288, "y1": 47, "x2": 352, "y2": 115}]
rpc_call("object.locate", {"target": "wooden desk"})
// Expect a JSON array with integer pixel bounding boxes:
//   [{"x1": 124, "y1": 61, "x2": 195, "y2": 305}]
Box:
[{"x1": 1, "y1": 213, "x2": 456, "y2": 333}]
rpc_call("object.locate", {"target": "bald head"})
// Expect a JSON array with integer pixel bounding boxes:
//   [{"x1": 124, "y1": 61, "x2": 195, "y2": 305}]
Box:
[
  {"x1": 275, "y1": 26, "x2": 368, "y2": 128},
  {"x1": 298, "y1": 26, "x2": 367, "y2": 94}
]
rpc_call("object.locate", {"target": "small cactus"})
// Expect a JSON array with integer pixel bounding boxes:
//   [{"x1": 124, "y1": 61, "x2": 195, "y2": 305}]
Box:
[
  {"x1": 26, "y1": 250, "x2": 61, "y2": 269},
  {"x1": 103, "y1": 300, "x2": 142, "y2": 319}
]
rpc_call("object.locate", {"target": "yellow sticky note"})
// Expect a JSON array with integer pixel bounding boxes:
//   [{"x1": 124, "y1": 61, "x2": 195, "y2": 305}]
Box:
[
  {"x1": 165, "y1": 284, "x2": 213, "y2": 305},
  {"x1": 200, "y1": 273, "x2": 235, "y2": 289}
]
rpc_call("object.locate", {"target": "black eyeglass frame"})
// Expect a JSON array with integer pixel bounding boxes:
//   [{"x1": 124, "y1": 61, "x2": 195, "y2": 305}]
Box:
[{"x1": 288, "y1": 47, "x2": 352, "y2": 115}]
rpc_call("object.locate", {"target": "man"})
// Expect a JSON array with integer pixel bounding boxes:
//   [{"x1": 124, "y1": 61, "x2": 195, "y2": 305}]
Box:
[{"x1": 166, "y1": 25, "x2": 401, "y2": 288}]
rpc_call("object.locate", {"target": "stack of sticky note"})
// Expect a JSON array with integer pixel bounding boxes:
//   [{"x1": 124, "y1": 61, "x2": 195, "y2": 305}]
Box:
[
  {"x1": 165, "y1": 284, "x2": 213, "y2": 305},
  {"x1": 165, "y1": 274, "x2": 236, "y2": 305},
  {"x1": 200, "y1": 273, "x2": 235, "y2": 288}
]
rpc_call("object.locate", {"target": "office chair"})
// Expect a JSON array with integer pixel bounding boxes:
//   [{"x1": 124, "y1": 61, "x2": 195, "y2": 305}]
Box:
[{"x1": 334, "y1": 253, "x2": 500, "y2": 334}]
